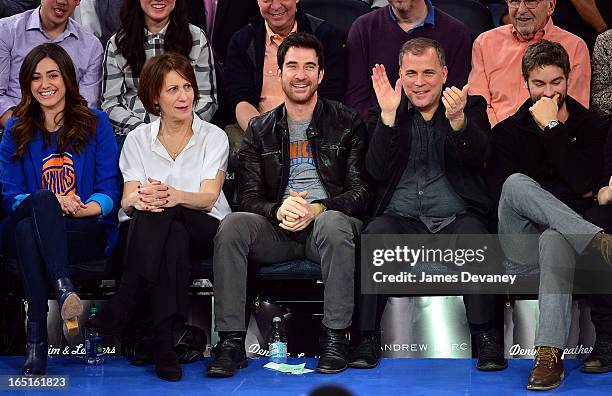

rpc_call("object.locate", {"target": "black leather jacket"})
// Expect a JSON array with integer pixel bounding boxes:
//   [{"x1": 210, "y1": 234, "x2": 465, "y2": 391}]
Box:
[{"x1": 237, "y1": 98, "x2": 371, "y2": 222}]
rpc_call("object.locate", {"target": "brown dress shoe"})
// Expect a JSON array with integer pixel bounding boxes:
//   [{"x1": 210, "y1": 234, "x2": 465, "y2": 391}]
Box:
[{"x1": 527, "y1": 347, "x2": 564, "y2": 391}]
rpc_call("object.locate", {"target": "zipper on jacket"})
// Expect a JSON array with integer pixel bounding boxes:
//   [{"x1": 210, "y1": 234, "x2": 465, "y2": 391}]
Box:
[
  {"x1": 261, "y1": 150, "x2": 281, "y2": 157},
  {"x1": 276, "y1": 128, "x2": 290, "y2": 201},
  {"x1": 319, "y1": 143, "x2": 345, "y2": 156},
  {"x1": 309, "y1": 138, "x2": 330, "y2": 198}
]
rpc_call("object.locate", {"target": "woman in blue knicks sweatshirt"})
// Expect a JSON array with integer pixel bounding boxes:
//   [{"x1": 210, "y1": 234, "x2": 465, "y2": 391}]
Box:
[{"x1": 0, "y1": 43, "x2": 120, "y2": 376}]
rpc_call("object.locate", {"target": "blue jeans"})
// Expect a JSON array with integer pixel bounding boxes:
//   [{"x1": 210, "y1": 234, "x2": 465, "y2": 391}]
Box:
[{"x1": 1, "y1": 190, "x2": 106, "y2": 321}]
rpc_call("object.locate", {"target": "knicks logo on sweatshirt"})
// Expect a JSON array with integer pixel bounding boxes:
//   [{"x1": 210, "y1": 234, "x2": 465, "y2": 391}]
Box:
[
  {"x1": 41, "y1": 153, "x2": 76, "y2": 196},
  {"x1": 288, "y1": 140, "x2": 319, "y2": 190}
]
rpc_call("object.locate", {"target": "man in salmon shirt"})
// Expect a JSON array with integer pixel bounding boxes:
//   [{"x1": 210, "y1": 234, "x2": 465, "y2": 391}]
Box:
[{"x1": 468, "y1": 0, "x2": 590, "y2": 127}]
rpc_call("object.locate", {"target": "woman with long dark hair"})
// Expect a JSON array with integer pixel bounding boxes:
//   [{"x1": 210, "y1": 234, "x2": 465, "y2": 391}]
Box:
[
  {"x1": 101, "y1": 0, "x2": 217, "y2": 134},
  {"x1": 91, "y1": 52, "x2": 230, "y2": 381},
  {"x1": 0, "y1": 43, "x2": 120, "y2": 376}
]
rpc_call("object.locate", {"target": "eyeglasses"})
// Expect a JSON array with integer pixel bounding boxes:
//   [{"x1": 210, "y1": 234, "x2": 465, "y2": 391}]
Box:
[{"x1": 507, "y1": 0, "x2": 544, "y2": 9}]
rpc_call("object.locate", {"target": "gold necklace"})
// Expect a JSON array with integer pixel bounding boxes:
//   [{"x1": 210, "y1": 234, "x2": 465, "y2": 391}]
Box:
[{"x1": 159, "y1": 125, "x2": 191, "y2": 160}]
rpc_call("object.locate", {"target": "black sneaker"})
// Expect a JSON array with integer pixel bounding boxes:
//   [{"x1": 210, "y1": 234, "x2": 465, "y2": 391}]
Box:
[
  {"x1": 582, "y1": 337, "x2": 612, "y2": 373},
  {"x1": 347, "y1": 331, "x2": 381, "y2": 369},
  {"x1": 206, "y1": 332, "x2": 248, "y2": 378},
  {"x1": 476, "y1": 331, "x2": 507, "y2": 371}
]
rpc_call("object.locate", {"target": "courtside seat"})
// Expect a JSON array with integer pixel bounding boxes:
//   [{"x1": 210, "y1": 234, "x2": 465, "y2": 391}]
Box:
[
  {"x1": 1, "y1": 255, "x2": 120, "y2": 301},
  {"x1": 2, "y1": 257, "x2": 114, "y2": 281},
  {"x1": 503, "y1": 259, "x2": 540, "y2": 303},
  {"x1": 193, "y1": 258, "x2": 321, "y2": 282},
  {"x1": 258, "y1": 259, "x2": 322, "y2": 280}
]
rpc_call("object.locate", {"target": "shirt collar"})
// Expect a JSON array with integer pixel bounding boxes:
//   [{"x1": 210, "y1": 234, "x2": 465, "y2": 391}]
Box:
[
  {"x1": 512, "y1": 16, "x2": 552, "y2": 42},
  {"x1": 264, "y1": 19, "x2": 297, "y2": 46},
  {"x1": 146, "y1": 21, "x2": 170, "y2": 37},
  {"x1": 26, "y1": 7, "x2": 80, "y2": 40},
  {"x1": 388, "y1": 0, "x2": 435, "y2": 28},
  {"x1": 149, "y1": 113, "x2": 202, "y2": 148}
]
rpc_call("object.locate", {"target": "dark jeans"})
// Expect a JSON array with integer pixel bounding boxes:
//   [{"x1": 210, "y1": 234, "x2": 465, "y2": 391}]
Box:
[
  {"x1": 1, "y1": 190, "x2": 106, "y2": 322},
  {"x1": 358, "y1": 213, "x2": 497, "y2": 333},
  {"x1": 113, "y1": 206, "x2": 219, "y2": 326},
  {"x1": 584, "y1": 205, "x2": 612, "y2": 339}
]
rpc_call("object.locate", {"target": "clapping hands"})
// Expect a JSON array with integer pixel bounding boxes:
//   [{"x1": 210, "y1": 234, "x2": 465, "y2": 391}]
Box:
[{"x1": 371, "y1": 64, "x2": 402, "y2": 126}]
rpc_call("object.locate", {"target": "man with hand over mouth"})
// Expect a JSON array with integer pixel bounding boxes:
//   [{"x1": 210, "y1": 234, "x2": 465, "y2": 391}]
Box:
[{"x1": 487, "y1": 39, "x2": 611, "y2": 391}]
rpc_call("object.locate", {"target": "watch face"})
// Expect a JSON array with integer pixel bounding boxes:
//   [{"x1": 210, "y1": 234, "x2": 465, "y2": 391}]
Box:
[{"x1": 546, "y1": 120, "x2": 560, "y2": 129}]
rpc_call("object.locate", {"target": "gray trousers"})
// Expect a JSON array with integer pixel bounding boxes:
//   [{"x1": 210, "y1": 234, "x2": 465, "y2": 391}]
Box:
[
  {"x1": 498, "y1": 173, "x2": 601, "y2": 349},
  {"x1": 213, "y1": 210, "x2": 363, "y2": 332}
]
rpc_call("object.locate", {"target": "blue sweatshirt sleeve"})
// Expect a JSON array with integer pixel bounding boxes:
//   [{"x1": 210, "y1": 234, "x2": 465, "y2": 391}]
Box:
[
  {"x1": 88, "y1": 110, "x2": 120, "y2": 218},
  {"x1": 0, "y1": 118, "x2": 30, "y2": 213}
]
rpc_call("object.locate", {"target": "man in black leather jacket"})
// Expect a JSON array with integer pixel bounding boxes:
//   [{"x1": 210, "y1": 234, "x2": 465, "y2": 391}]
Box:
[
  {"x1": 207, "y1": 32, "x2": 370, "y2": 378},
  {"x1": 348, "y1": 38, "x2": 506, "y2": 372}
]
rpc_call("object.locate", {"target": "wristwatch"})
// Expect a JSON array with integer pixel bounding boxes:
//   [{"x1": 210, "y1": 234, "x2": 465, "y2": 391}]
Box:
[{"x1": 543, "y1": 119, "x2": 561, "y2": 132}]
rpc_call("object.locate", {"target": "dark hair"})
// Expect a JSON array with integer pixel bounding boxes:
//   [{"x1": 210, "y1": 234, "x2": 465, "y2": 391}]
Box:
[
  {"x1": 522, "y1": 39, "x2": 571, "y2": 81},
  {"x1": 399, "y1": 37, "x2": 446, "y2": 68},
  {"x1": 115, "y1": 0, "x2": 192, "y2": 76},
  {"x1": 277, "y1": 32, "x2": 325, "y2": 70},
  {"x1": 11, "y1": 43, "x2": 97, "y2": 161},
  {"x1": 138, "y1": 52, "x2": 200, "y2": 116}
]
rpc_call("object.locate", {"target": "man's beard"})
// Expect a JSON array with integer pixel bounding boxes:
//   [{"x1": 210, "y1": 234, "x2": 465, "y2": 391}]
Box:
[
  {"x1": 283, "y1": 82, "x2": 318, "y2": 105},
  {"x1": 531, "y1": 94, "x2": 566, "y2": 109},
  {"x1": 528, "y1": 86, "x2": 567, "y2": 109}
]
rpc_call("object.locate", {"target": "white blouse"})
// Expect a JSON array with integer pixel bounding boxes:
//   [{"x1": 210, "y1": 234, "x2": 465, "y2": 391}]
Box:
[{"x1": 119, "y1": 114, "x2": 231, "y2": 221}]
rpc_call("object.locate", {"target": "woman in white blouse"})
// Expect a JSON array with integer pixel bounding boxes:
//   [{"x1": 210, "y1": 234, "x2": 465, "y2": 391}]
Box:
[{"x1": 90, "y1": 52, "x2": 230, "y2": 381}]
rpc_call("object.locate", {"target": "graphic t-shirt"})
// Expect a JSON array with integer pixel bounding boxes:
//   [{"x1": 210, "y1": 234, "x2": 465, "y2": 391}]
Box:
[
  {"x1": 282, "y1": 119, "x2": 327, "y2": 202},
  {"x1": 41, "y1": 132, "x2": 77, "y2": 196}
]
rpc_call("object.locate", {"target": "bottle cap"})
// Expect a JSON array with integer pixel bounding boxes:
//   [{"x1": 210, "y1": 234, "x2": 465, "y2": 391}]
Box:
[
  {"x1": 272, "y1": 316, "x2": 281, "y2": 323},
  {"x1": 90, "y1": 307, "x2": 97, "y2": 314}
]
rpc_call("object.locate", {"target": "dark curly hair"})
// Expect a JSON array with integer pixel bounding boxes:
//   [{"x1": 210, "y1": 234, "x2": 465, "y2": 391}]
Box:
[{"x1": 115, "y1": 0, "x2": 193, "y2": 76}]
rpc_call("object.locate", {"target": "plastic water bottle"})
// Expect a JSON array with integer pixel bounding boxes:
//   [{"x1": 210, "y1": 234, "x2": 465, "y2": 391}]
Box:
[
  {"x1": 268, "y1": 316, "x2": 287, "y2": 364},
  {"x1": 85, "y1": 307, "x2": 105, "y2": 365}
]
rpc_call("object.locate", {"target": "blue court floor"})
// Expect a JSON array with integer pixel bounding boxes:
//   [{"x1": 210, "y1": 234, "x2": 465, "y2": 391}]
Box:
[{"x1": 1, "y1": 356, "x2": 612, "y2": 395}]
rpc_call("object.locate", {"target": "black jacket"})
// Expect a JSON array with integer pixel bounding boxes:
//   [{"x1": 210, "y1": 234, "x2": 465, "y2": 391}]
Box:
[
  {"x1": 487, "y1": 96, "x2": 609, "y2": 215},
  {"x1": 225, "y1": 9, "x2": 346, "y2": 112},
  {"x1": 237, "y1": 98, "x2": 371, "y2": 222},
  {"x1": 366, "y1": 94, "x2": 494, "y2": 223}
]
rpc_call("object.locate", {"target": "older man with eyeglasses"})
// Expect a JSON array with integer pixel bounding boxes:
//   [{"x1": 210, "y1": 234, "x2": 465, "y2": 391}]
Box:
[{"x1": 468, "y1": 0, "x2": 590, "y2": 127}]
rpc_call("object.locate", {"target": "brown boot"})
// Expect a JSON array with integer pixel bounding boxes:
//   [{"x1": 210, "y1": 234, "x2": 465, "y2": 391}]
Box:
[
  {"x1": 589, "y1": 232, "x2": 612, "y2": 266},
  {"x1": 527, "y1": 347, "x2": 564, "y2": 391}
]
